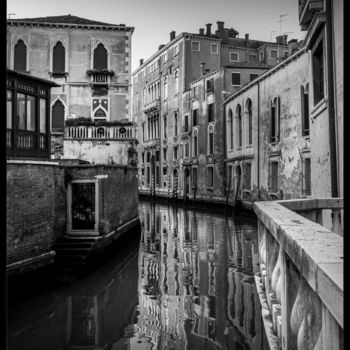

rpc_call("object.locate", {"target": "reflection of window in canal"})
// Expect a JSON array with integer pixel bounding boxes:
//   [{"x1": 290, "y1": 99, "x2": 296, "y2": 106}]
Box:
[{"x1": 136, "y1": 202, "x2": 266, "y2": 350}]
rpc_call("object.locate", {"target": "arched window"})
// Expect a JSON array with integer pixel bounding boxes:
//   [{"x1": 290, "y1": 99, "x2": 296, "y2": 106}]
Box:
[
  {"x1": 94, "y1": 108, "x2": 106, "y2": 119},
  {"x1": 163, "y1": 76, "x2": 168, "y2": 100},
  {"x1": 237, "y1": 104, "x2": 242, "y2": 147},
  {"x1": 192, "y1": 128, "x2": 198, "y2": 156},
  {"x1": 14, "y1": 39, "x2": 27, "y2": 72},
  {"x1": 52, "y1": 100, "x2": 65, "y2": 132},
  {"x1": 93, "y1": 43, "x2": 107, "y2": 70},
  {"x1": 228, "y1": 108, "x2": 233, "y2": 149},
  {"x1": 246, "y1": 99, "x2": 253, "y2": 145},
  {"x1": 270, "y1": 96, "x2": 280, "y2": 143},
  {"x1": 184, "y1": 114, "x2": 189, "y2": 132},
  {"x1": 208, "y1": 124, "x2": 214, "y2": 155},
  {"x1": 53, "y1": 41, "x2": 65, "y2": 73}
]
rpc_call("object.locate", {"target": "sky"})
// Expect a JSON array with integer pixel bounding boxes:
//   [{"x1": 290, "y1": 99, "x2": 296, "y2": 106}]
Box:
[{"x1": 7, "y1": 0, "x2": 306, "y2": 73}]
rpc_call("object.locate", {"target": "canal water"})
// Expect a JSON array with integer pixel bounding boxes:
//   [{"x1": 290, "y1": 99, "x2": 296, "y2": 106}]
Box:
[{"x1": 8, "y1": 199, "x2": 269, "y2": 350}]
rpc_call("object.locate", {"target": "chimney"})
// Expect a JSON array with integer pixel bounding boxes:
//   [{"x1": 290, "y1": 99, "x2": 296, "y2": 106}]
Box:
[
  {"x1": 245, "y1": 33, "x2": 249, "y2": 40},
  {"x1": 199, "y1": 28, "x2": 205, "y2": 35},
  {"x1": 170, "y1": 30, "x2": 176, "y2": 41},
  {"x1": 139, "y1": 58, "x2": 144, "y2": 66},
  {"x1": 200, "y1": 62, "x2": 206, "y2": 76},
  {"x1": 158, "y1": 44, "x2": 165, "y2": 50},
  {"x1": 276, "y1": 34, "x2": 288, "y2": 45},
  {"x1": 206, "y1": 23, "x2": 212, "y2": 36},
  {"x1": 217, "y1": 21, "x2": 224, "y2": 31}
]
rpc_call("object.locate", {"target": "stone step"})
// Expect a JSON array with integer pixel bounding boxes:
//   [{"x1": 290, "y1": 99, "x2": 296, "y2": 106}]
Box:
[{"x1": 53, "y1": 242, "x2": 94, "y2": 249}]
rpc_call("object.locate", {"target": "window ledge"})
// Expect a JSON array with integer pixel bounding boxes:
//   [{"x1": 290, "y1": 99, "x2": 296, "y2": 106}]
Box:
[
  {"x1": 310, "y1": 98, "x2": 327, "y2": 120},
  {"x1": 49, "y1": 72, "x2": 69, "y2": 78}
]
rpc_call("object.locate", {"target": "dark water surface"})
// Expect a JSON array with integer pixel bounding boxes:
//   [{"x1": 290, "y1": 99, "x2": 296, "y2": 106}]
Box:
[{"x1": 8, "y1": 200, "x2": 269, "y2": 350}]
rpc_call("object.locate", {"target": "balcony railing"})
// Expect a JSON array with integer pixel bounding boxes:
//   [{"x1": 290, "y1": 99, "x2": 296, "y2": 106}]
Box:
[
  {"x1": 143, "y1": 99, "x2": 160, "y2": 113},
  {"x1": 254, "y1": 198, "x2": 343, "y2": 350},
  {"x1": 65, "y1": 125, "x2": 135, "y2": 140}
]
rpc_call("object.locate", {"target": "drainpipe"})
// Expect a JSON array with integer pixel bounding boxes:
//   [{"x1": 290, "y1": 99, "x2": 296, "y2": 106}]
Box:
[
  {"x1": 325, "y1": 0, "x2": 338, "y2": 197},
  {"x1": 257, "y1": 81, "x2": 260, "y2": 200}
]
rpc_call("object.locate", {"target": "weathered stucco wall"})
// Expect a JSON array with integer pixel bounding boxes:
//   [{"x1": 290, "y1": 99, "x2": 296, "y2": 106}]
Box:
[{"x1": 63, "y1": 140, "x2": 137, "y2": 165}]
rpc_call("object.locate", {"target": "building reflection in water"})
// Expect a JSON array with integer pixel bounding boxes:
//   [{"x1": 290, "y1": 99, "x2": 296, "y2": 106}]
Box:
[
  {"x1": 7, "y1": 201, "x2": 268, "y2": 350},
  {"x1": 134, "y1": 200, "x2": 268, "y2": 350}
]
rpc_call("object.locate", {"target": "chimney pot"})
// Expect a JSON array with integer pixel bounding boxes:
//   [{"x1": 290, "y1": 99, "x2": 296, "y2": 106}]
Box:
[
  {"x1": 140, "y1": 59, "x2": 144, "y2": 66},
  {"x1": 199, "y1": 28, "x2": 205, "y2": 35},
  {"x1": 206, "y1": 23, "x2": 212, "y2": 36},
  {"x1": 245, "y1": 33, "x2": 249, "y2": 40},
  {"x1": 170, "y1": 30, "x2": 176, "y2": 41},
  {"x1": 217, "y1": 21, "x2": 224, "y2": 31}
]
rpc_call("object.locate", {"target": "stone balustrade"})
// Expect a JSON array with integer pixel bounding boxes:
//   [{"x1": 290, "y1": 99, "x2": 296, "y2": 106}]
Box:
[
  {"x1": 64, "y1": 125, "x2": 135, "y2": 140},
  {"x1": 254, "y1": 200, "x2": 343, "y2": 350}
]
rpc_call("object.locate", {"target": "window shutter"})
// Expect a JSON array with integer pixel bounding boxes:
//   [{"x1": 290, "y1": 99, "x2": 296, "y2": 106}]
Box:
[
  {"x1": 277, "y1": 96, "x2": 281, "y2": 141},
  {"x1": 300, "y1": 86, "x2": 305, "y2": 134}
]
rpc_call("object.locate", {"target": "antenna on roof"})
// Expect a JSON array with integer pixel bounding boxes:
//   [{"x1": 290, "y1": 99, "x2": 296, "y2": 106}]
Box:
[{"x1": 8, "y1": 13, "x2": 16, "y2": 19}]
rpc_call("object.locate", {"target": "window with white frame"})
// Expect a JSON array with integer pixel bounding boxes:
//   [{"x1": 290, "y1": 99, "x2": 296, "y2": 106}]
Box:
[
  {"x1": 174, "y1": 69, "x2": 179, "y2": 94},
  {"x1": 174, "y1": 45, "x2": 179, "y2": 55},
  {"x1": 191, "y1": 41, "x2": 200, "y2": 51},
  {"x1": 211, "y1": 43, "x2": 219, "y2": 54},
  {"x1": 230, "y1": 52, "x2": 239, "y2": 62}
]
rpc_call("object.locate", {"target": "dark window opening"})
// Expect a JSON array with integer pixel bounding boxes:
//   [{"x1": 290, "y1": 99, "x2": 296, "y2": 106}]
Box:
[
  {"x1": 270, "y1": 161, "x2": 279, "y2": 193},
  {"x1": 312, "y1": 40, "x2": 324, "y2": 105},
  {"x1": 14, "y1": 39, "x2": 27, "y2": 72},
  {"x1": 270, "y1": 97, "x2": 280, "y2": 143},
  {"x1": 247, "y1": 99, "x2": 253, "y2": 145},
  {"x1": 94, "y1": 108, "x2": 106, "y2": 119},
  {"x1": 207, "y1": 167, "x2": 214, "y2": 187},
  {"x1": 237, "y1": 104, "x2": 242, "y2": 147},
  {"x1": 192, "y1": 109, "x2": 198, "y2": 126},
  {"x1": 206, "y1": 78, "x2": 214, "y2": 93},
  {"x1": 303, "y1": 158, "x2": 311, "y2": 195},
  {"x1": 53, "y1": 41, "x2": 65, "y2": 73},
  {"x1": 208, "y1": 131, "x2": 214, "y2": 155},
  {"x1": 232, "y1": 73, "x2": 241, "y2": 86},
  {"x1": 301, "y1": 84, "x2": 310, "y2": 136},
  {"x1": 250, "y1": 73, "x2": 259, "y2": 82},
  {"x1": 243, "y1": 163, "x2": 252, "y2": 190},
  {"x1": 208, "y1": 104, "x2": 214, "y2": 122},
  {"x1": 52, "y1": 100, "x2": 65, "y2": 132},
  {"x1": 174, "y1": 112, "x2": 178, "y2": 136},
  {"x1": 184, "y1": 115, "x2": 189, "y2": 132},
  {"x1": 93, "y1": 43, "x2": 107, "y2": 70}
]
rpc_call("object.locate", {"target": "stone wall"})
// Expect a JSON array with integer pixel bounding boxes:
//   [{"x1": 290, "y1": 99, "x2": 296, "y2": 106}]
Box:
[{"x1": 7, "y1": 161, "x2": 139, "y2": 266}]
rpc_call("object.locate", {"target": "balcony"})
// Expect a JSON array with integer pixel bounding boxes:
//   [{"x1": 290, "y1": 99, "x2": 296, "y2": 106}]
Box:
[
  {"x1": 299, "y1": 0, "x2": 324, "y2": 29},
  {"x1": 254, "y1": 197, "x2": 343, "y2": 350},
  {"x1": 86, "y1": 69, "x2": 115, "y2": 87},
  {"x1": 64, "y1": 125, "x2": 135, "y2": 140},
  {"x1": 143, "y1": 99, "x2": 160, "y2": 114}
]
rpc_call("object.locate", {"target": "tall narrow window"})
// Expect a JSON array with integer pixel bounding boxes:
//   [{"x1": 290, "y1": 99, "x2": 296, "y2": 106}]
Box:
[
  {"x1": 246, "y1": 99, "x2": 253, "y2": 145},
  {"x1": 192, "y1": 109, "x2": 198, "y2": 126},
  {"x1": 270, "y1": 161, "x2": 279, "y2": 193},
  {"x1": 7, "y1": 90, "x2": 13, "y2": 129},
  {"x1": 207, "y1": 166, "x2": 214, "y2": 188},
  {"x1": 237, "y1": 104, "x2": 242, "y2": 147},
  {"x1": 164, "y1": 76, "x2": 168, "y2": 100},
  {"x1": 228, "y1": 108, "x2": 233, "y2": 149},
  {"x1": 93, "y1": 43, "x2": 107, "y2": 70},
  {"x1": 14, "y1": 39, "x2": 27, "y2": 72},
  {"x1": 301, "y1": 84, "x2": 310, "y2": 136},
  {"x1": 192, "y1": 167, "x2": 197, "y2": 188},
  {"x1": 53, "y1": 41, "x2": 65, "y2": 73},
  {"x1": 208, "y1": 124, "x2": 214, "y2": 155},
  {"x1": 163, "y1": 115, "x2": 167, "y2": 138},
  {"x1": 243, "y1": 163, "x2": 252, "y2": 190},
  {"x1": 52, "y1": 100, "x2": 65, "y2": 132},
  {"x1": 174, "y1": 70, "x2": 179, "y2": 94},
  {"x1": 174, "y1": 112, "x2": 178, "y2": 136},
  {"x1": 208, "y1": 103, "x2": 214, "y2": 122},
  {"x1": 312, "y1": 39, "x2": 324, "y2": 105},
  {"x1": 193, "y1": 128, "x2": 198, "y2": 156},
  {"x1": 184, "y1": 114, "x2": 189, "y2": 132},
  {"x1": 303, "y1": 157, "x2": 311, "y2": 196},
  {"x1": 270, "y1": 96, "x2": 280, "y2": 143}
]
